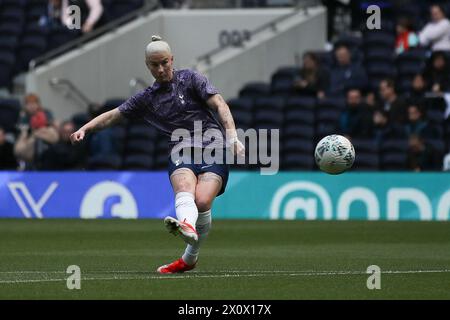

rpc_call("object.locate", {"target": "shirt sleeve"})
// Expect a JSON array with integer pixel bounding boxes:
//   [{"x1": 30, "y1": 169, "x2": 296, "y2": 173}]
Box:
[
  {"x1": 118, "y1": 91, "x2": 147, "y2": 120},
  {"x1": 191, "y1": 71, "x2": 219, "y2": 102}
]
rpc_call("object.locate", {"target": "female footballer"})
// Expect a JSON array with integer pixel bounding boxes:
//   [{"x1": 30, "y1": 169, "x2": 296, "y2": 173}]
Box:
[{"x1": 70, "y1": 36, "x2": 245, "y2": 274}]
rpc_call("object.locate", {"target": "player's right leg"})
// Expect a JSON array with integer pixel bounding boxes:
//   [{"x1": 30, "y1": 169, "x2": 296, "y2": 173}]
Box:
[
  {"x1": 157, "y1": 167, "x2": 199, "y2": 274},
  {"x1": 166, "y1": 167, "x2": 199, "y2": 245}
]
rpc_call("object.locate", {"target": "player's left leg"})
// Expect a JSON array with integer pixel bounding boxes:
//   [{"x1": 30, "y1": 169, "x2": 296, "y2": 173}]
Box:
[{"x1": 182, "y1": 172, "x2": 222, "y2": 266}]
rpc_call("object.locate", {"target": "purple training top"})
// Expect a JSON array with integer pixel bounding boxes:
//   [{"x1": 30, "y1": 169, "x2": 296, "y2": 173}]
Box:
[{"x1": 118, "y1": 69, "x2": 225, "y2": 154}]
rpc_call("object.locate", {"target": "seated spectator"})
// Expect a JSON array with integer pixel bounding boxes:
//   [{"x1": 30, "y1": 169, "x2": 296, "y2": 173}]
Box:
[
  {"x1": 328, "y1": 44, "x2": 368, "y2": 97},
  {"x1": 62, "y1": 0, "x2": 104, "y2": 34},
  {"x1": 339, "y1": 88, "x2": 373, "y2": 138},
  {"x1": 293, "y1": 51, "x2": 329, "y2": 98},
  {"x1": 14, "y1": 112, "x2": 59, "y2": 170},
  {"x1": 39, "y1": 0, "x2": 64, "y2": 29},
  {"x1": 423, "y1": 51, "x2": 450, "y2": 94},
  {"x1": 0, "y1": 127, "x2": 17, "y2": 170},
  {"x1": 395, "y1": 17, "x2": 419, "y2": 55},
  {"x1": 378, "y1": 78, "x2": 408, "y2": 124},
  {"x1": 18, "y1": 94, "x2": 54, "y2": 128},
  {"x1": 370, "y1": 108, "x2": 406, "y2": 144},
  {"x1": 419, "y1": 4, "x2": 450, "y2": 51},
  {"x1": 40, "y1": 120, "x2": 87, "y2": 170},
  {"x1": 407, "y1": 134, "x2": 436, "y2": 171},
  {"x1": 408, "y1": 73, "x2": 428, "y2": 101},
  {"x1": 404, "y1": 104, "x2": 432, "y2": 138}
]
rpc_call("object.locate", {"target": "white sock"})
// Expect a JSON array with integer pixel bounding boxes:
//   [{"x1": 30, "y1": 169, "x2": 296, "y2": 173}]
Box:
[
  {"x1": 182, "y1": 209, "x2": 211, "y2": 266},
  {"x1": 175, "y1": 192, "x2": 198, "y2": 228}
]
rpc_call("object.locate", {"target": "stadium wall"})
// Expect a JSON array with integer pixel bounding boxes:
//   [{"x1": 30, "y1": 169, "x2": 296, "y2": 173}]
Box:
[
  {"x1": 196, "y1": 6, "x2": 326, "y2": 100},
  {"x1": 25, "y1": 8, "x2": 297, "y2": 121},
  {"x1": 1, "y1": 172, "x2": 449, "y2": 220}
]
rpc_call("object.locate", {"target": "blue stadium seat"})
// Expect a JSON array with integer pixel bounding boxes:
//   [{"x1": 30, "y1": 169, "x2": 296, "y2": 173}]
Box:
[
  {"x1": 0, "y1": 22, "x2": 23, "y2": 37},
  {"x1": 380, "y1": 152, "x2": 408, "y2": 171},
  {"x1": 284, "y1": 109, "x2": 315, "y2": 126},
  {"x1": 282, "y1": 123, "x2": 314, "y2": 139},
  {"x1": 0, "y1": 35, "x2": 19, "y2": 51},
  {"x1": 317, "y1": 96, "x2": 346, "y2": 110},
  {"x1": 227, "y1": 97, "x2": 253, "y2": 112},
  {"x1": 254, "y1": 96, "x2": 285, "y2": 111},
  {"x1": 0, "y1": 51, "x2": 15, "y2": 89},
  {"x1": 253, "y1": 109, "x2": 283, "y2": 128},
  {"x1": 16, "y1": 35, "x2": 47, "y2": 71},
  {"x1": 282, "y1": 152, "x2": 315, "y2": 170},
  {"x1": 127, "y1": 124, "x2": 157, "y2": 140},
  {"x1": 351, "y1": 138, "x2": 379, "y2": 154},
  {"x1": 380, "y1": 139, "x2": 409, "y2": 153},
  {"x1": 363, "y1": 31, "x2": 396, "y2": 48},
  {"x1": 110, "y1": 0, "x2": 144, "y2": 19},
  {"x1": 352, "y1": 152, "x2": 380, "y2": 171},
  {"x1": 284, "y1": 96, "x2": 316, "y2": 110},
  {"x1": 125, "y1": 139, "x2": 155, "y2": 156},
  {"x1": 123, "y1": 154, "x2": 154, "y2": 170},
  {"x1": 0, "y1": 97, "x2": 20, "y2": 132},
  {"x1": 87, "y1": 154, "x2": 122, "y2": 170},
  {"x1": 283, "y1": 137, "x2": 314, "y2": 153},
  {"x1": 239, "y1": 82, "x2": 271, "y2": 98}
]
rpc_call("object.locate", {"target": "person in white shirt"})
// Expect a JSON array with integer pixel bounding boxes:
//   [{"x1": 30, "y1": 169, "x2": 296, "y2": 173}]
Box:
[
  {"x1": 61, "y1": 0, "x2": 104, "y2": 34},
  {"x1": 419, "y1": 4, "x2": 450, "y2": 51}
]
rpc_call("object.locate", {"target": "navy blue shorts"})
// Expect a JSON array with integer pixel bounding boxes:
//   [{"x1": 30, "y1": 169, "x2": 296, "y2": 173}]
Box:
[{"x1": 167, "y1": 148, "x2": 229, "y2": 196}]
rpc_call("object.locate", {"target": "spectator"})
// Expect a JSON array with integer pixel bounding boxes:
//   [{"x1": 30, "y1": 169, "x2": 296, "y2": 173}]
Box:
[
  {"x1": 408, "y1": 73, "x2": 428, "y2": 101},
  {"x1": 0, "y1": 127, "x2": 17, "y2": 170},
  {"x1": 40, "y1": 120, "x2": 86, "y2": 170},
  {"x1": 293, "y1": 52, "x2": 329, "y2": 99},
  {"x1": 39, "y1": 0, "x2": 64, "y2": 29},
  {"x1": 395, "y1": 17, "x2": 419, "y2": 55},
  {"x1": 328, "y1": 44, "x2": 368, "y2": 97},
  {"x1": 378, "y1": 78, "x2": 408, "y2": 124},
  {"x1": 18, "y1": 94, "x2": 54, "y2": 128},
  {"x1": 370, "y1": 108, "x2": 406, "y2": 144},
  {"x1": 418, "y1": 4, "x2": 450, "y2": 51},
  {"x1": 62, "y1": 0, "x2": 104, "y2": 34},
  {"x1": 14, "y1": 112, "x2": 59, "y2": 170},
  {"x1": 423, "y1": 51, "x2": 450, "y2": 94},
  {"x1": 339, "y1": 88, "x2": 372, "y2": 138},
  {"x1": 407, "y1": 134, "x2": 436, "y2": 171},
  {"x1": 404, "y1": 104, "x2": 432, "y2": 138}
]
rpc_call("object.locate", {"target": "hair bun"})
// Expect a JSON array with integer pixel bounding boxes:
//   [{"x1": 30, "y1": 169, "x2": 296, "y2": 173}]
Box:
[{"x1": 151, "y1": 35, "x2": 162, "y2": 42}]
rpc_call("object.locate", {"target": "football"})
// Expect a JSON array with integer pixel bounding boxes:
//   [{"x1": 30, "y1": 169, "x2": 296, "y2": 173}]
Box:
[{"x1": 314, "y1": 134, "x2": 355, "y2": 174}]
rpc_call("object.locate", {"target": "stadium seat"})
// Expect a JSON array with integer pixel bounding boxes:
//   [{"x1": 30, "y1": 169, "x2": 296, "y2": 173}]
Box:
[
  {"x1": 232, "y1": 109, "x2": 253, "y2": 129},
  {"x1": 352, "y1": 152, "x2": 380, "y2": 171},
  {"x1": 109, "y1": 0, "x2": 144, "y2": 20},
  {"x1": 283, "y1": 137, "x2": 314, "y2": 154},
  {"x1": 380, "y1": 139, "x2": 409, "y2": 153},
  {"x1": 0, "y1": 97, "x2": 20, "y2": 132},
  {"x1": 87, "y1": 154, "x2": 122, "y2": 170},
  {"x1": 0, "y1": 22, "x2": 23, "y2": 37},
  {"x1": 154, "y1": 153, "x2": 168, "y2": 170},
  {"x1": 253, "y1": 109, "x2": 283, "y2": 128},
  {"x1": 47, "y1": 27, "x2": 80, "y2": 51},
  {"x1": 284, "y1": 109, "x2": 315, "y2": 126},
  {"x1": 350, "y1": 138, "x2": 379, "y2": 154},
  {"x1": 317, "y1": 96, "x2": 346, "y2": 110},
  {"x1": 0, "y1": 52, "x2": 15, "y2": 89},
  {"x1": 380, "y1": 152, "x2": 408, "y2": 171},
  {"x1": 122, "y1": 154, "x2": 154, "y2": 170},
  {"x1": 282, "y1": 123, "x2": 315, "y2": 139},
  {"x1": 271, "y1": 77, "x2": 294, "y2": 95},
  {"x1": 363, "y1": 31, "x2": 396, "y2": 48},
  {"x1": 16, "y1": 35, "x2": 47, "y2": 71},
  {"x1": 364, "y1": 47, "x2": 395, "y2": 63},
  {"x1": 127, "y1": 124, "x2": 157, "y2": 141},
  {"x1": 284, "y1": 96, "x2": 316, "y2": 111},
  {"x1": 125, "y1": 139, "x2": 156, "y2": 156},
  {"x1": 0, "y1": 35, "x2": 19, "y2": 51},
  {"x1": 239, "y1": 82, "x2": 271, "y2": 98},
  {"x1": 282, "y1": 152, "x2": 315, "y2": 170}
]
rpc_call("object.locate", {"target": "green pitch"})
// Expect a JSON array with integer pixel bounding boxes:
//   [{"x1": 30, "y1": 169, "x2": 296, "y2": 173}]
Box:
[{"x1": 0, "y1": 219, "x2": 449, "y2": 299}]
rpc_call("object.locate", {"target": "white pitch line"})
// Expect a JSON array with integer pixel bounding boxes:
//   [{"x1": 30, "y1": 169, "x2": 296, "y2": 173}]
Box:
[{"x1": 1, "y1": 269, "x2": 450, "y2": 285}]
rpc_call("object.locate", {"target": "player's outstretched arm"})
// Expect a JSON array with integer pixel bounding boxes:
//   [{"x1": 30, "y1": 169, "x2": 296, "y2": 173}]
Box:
[
  {"x1": 207, "y1": 94, "x2": 245, "y2": 157},
  {"x1": 70, "y1": 107, "x2": 124, "y2": 145}
]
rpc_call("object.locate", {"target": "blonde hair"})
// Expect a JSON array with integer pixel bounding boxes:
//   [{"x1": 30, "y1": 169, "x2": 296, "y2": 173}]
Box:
[{"x1": 145, "y1": 35, "x2": 171, "y2": 57}]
